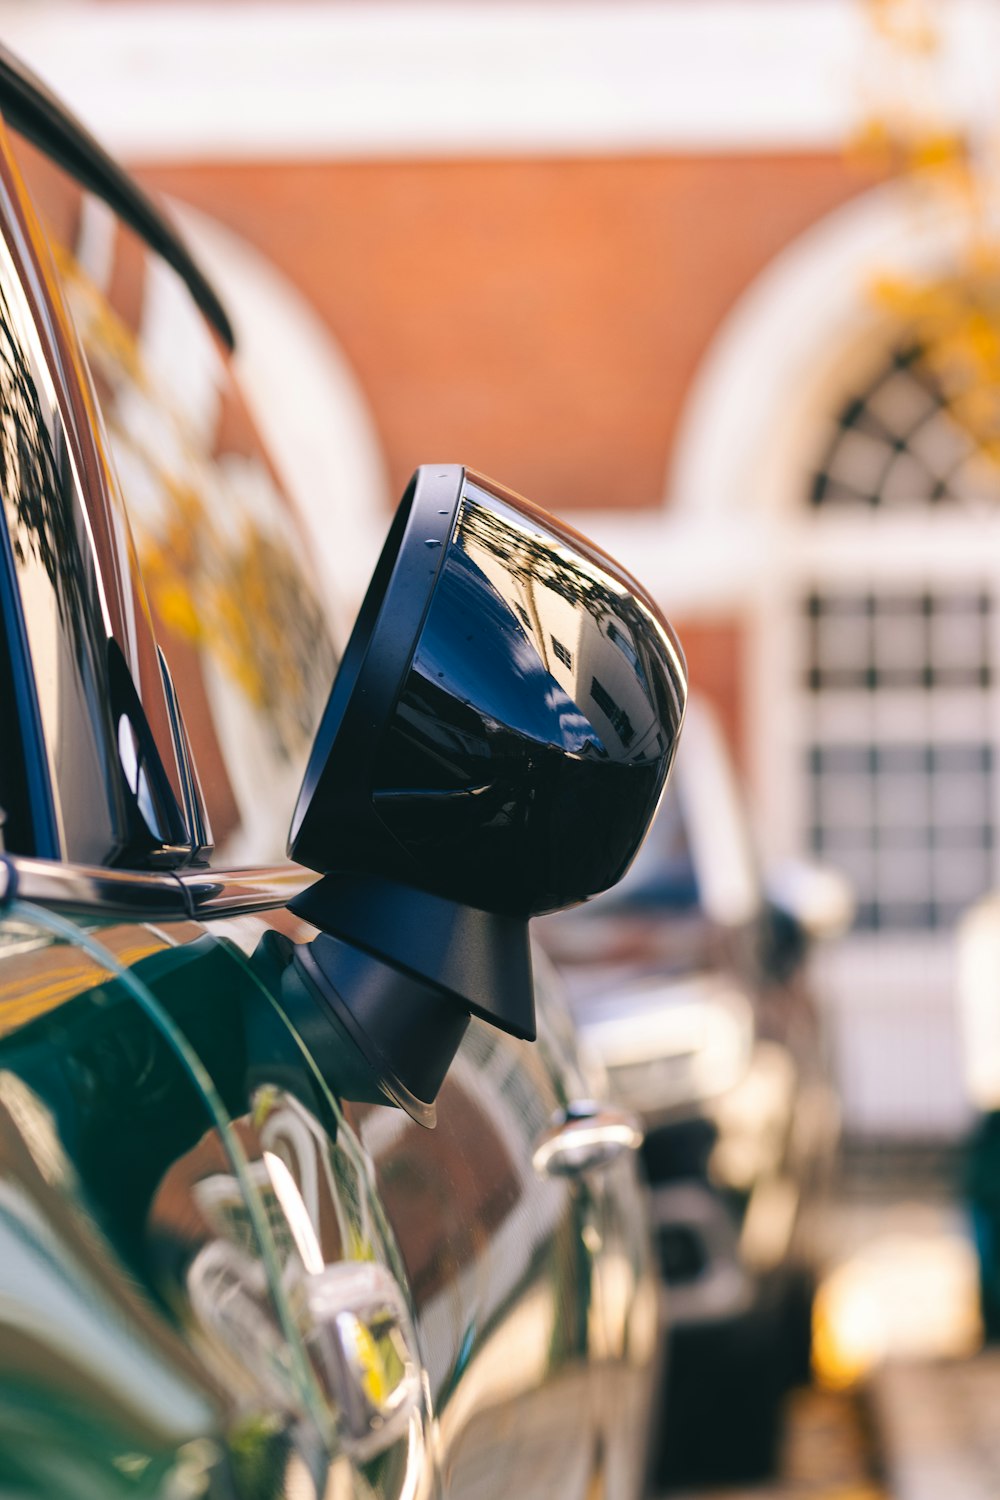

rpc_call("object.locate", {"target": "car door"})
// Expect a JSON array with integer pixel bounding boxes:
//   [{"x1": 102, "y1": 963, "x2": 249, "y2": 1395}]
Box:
[
  {"x1": 170, "y1": 907, "x2": 622, "y2": 1500},
  {"x1": 0, "y1": 91, "x2": 654, "y2": 1500},
  {"x1": 0, "y1": 904, "x2": 632, "y2": 1500}
]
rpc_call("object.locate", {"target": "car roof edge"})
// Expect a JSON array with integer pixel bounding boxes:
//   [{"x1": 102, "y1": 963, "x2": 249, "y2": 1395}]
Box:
[{"x1": 0, "y1": 42, "x2": 235, "y2": 350}]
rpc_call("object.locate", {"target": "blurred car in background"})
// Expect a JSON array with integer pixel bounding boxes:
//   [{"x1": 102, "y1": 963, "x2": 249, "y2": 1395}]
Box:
[
  {"x1": 541, "y1": 697, "x2": 850, "y2": 1484},
  {"x1": 957, "y1": 895, "x2": 1000, "y2": 1341},
  {"x1": 0, "y1": 47, "x2": 685, "y2": 1500}
]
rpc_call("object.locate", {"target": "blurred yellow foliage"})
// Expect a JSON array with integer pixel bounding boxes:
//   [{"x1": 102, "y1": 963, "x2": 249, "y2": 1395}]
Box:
[
  {"x1": 52, "y1": 242, "x2": 333, "y2": 755},
  {"x1": 847, "y1": 119, "x2": 969, "y2": 180},
  {"x1": 857, "y1": 0, "x2": 1000, "y2": 467},
  {"x1": 867, "y1": 0, "x2": 939, "y2": 54},
  {"x1": 872, "y1": 264, "x2": 1000, "y2": 459}
]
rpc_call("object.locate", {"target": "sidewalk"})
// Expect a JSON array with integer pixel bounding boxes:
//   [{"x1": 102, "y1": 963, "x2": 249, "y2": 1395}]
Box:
[
  {"x1": 667, "y1": 1155, "x2": 986, "y2": 1499},
  {"x1": 872, "y1": 1353, "x2": 1000, "y2": 1500}
]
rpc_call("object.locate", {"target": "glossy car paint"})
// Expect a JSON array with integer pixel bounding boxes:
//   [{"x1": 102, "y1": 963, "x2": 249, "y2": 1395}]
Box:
[{"x1": 0, "y1": 95, "x2": 661, "y2": 1500}]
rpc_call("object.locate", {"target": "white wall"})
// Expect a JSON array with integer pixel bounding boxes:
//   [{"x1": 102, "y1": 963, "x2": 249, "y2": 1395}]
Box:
[{"x1": 2, "y1": 0, "x2": 999, "y2": 160}]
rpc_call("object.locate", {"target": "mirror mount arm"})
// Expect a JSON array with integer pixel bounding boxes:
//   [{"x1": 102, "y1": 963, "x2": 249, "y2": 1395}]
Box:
[
  {"x1": 289, "y1": 875, "x2": 534, "y2": 1127},
  {"x1": 287, "y1": 870, "x2": 536, "y2": 1128},
  {"x1": 289, "y1": 874, "x2": 535, "y2": 1040}
]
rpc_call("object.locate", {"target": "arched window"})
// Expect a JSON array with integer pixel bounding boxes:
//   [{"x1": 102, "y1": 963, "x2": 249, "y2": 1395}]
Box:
[
  {"x1": 802, "y1": 347, "x2": 1000, "y2": 934},
  {"x1": 811, "y1": 346, "x2": 1000, "y2": 512}
]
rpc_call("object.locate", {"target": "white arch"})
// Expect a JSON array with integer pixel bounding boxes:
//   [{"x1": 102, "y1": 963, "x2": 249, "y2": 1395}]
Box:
[
  {"x1": 668, "y1": 178, "x2": 973, "y2": 522},
  {"x1": 171, "y1": 202, "x2": 390, "y2": 642},
  {"x1": 574, "y1": 179, "x2": 976, "y2": 615}
]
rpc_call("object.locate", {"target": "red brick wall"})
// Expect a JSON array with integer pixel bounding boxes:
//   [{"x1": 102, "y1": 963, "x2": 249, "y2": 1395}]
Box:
[
  {"x1": 138, "y1": 154, "x2": 870, "y2": 516},
  {"x1": 670, "y1": 616, "x2": 747, "y2": 771}
]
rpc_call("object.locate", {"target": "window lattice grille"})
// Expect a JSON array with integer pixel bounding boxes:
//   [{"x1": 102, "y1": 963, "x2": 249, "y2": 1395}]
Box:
[
  {"x1": 810, "y1": 346, "x2": 1000, "y2": 510},
  {"x1": 803, "y1": 348, "x2": 1000, "y2": 931}
]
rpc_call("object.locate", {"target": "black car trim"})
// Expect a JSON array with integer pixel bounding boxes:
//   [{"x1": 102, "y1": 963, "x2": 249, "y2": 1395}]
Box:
[
  {"x1": 0, "y1": 853, "x2": 316, "y2": 921},
  {"x1": 156, "y1": 647, "x2": 214, "y2": 859},
  {"x1": 0, "y1": 500, "x2": 60, "y2": 860},
  {"x1": 0, "y1": 43, "x2": 235, "y2": 349}
]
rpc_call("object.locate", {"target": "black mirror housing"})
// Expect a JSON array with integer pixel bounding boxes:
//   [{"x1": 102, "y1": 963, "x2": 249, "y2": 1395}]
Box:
[{"x1": 290, "y1": 465, "x2": 686, "y2": 906}]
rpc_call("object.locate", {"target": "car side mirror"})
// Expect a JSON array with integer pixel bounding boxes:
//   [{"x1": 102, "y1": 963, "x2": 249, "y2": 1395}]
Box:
[{"x1": 287, "y1": 465, "x2": 687, "y2": 1122}]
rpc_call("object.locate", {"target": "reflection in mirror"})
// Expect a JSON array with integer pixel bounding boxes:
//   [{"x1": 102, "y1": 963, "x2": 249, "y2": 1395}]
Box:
[
  {"x1": 366, "y1": 470, "x2": 686, "y2": 917},
  {"x1": 456, "y1": 482, "x2": 670, "y2": 764}
]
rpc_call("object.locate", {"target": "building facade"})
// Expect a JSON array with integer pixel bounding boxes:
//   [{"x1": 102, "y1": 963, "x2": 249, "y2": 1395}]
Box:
[{"x1": 9, "y1": 0, "x2": 1000, "y2": 1136}]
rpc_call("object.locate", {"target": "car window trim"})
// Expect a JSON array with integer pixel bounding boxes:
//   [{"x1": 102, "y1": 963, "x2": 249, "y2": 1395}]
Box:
[
  {"x1": 0, "y1": 853, "x2": 315, "y2": 922},
  {"x1": 0, "y1": 500, "x2": 60, "y2": 859},
  {"x1": 157, "y1": 646, "x2": 213, "y2": 859},
  {"x1": 0, "y1": 42, "x2": 234, "y2": 349}
]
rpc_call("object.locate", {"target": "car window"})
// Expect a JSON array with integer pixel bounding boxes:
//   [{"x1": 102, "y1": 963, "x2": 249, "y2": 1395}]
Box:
[
  {"x1": 675, "y1": 698, "x2": 762, "y2": 925},
  {"x1": 604, "y1": 699, "x2": 763, "y2": 920},
  {"x1": 611, "y1": 781, "x2": 701, "y2": 909},
  {"x1": 9, "y1": 135, "x2": 338, "y2": 865}
]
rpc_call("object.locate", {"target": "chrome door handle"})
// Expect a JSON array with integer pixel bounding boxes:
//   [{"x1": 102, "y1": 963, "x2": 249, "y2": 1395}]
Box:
[
  {"x1": 303, "y1": 1260, "x2": 423, "y2": 1460},
  {"x1": 532, "y1": 1101, "x2": 644, "y2": 1179}
]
